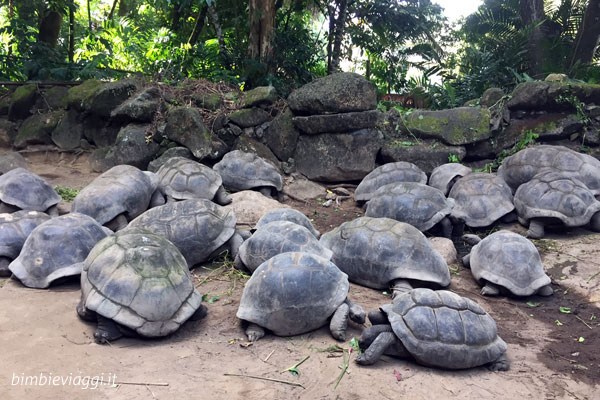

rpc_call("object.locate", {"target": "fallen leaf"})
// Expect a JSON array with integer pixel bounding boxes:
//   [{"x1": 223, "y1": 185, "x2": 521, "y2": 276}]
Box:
[
  {"x1": 239, "y1": 342, "x2": 253, "y2": 348},
  {"x1": 393, "y1": 369, "x2": 402, "y2": 381}
]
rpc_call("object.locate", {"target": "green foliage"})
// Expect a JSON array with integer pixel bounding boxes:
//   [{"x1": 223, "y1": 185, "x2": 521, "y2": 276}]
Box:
[
  {"x1": 448, "y1": 153, "x2": 460, "y2": 163},
  {"x1": 54, "y1": 185, "x2": 79, "y2": 202},
  {"x1": 556, "y1": 93, "x2": 590, "y2": 125},
  {"x1": 477, "y1": 130, "x2": 539, "y2": 173}
]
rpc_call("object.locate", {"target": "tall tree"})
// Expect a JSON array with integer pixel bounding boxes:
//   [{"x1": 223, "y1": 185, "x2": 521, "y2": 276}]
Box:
[
  {"x1": 247, "y1": 0, "x2": 275, "y2": 65},
  {"x1": 328, "y1": 0, "x2": 348, "y2": 74},
  {"x1": 520, "y1": 0, "x2": 547, "y2": 77},
  {"x1": 38, "y1": 9, "x2": 63, "y2": 48},
  {"x1": 570, "y1": 0, "x2": 600, "y2": 66}
]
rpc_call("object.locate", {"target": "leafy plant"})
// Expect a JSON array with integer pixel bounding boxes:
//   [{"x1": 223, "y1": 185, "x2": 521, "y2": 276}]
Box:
[
  {"x1": 54, "y1": 185, "x2": 79, "y2": 202},
  {"x1": 448, "y1": 153, "x2": 460, "y2": 163}
]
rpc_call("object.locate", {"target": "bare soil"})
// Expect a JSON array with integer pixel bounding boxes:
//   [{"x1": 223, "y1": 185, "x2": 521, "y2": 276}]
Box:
[{"x1": 0, "y1": 149, "x2": 598, "y2": 399}]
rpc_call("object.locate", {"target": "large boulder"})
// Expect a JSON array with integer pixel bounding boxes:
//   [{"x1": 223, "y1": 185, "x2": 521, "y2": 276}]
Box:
[
  {"x1": 265, "y1": 108, "x2": 299, "y2": 161},
  {"x1": 91, "y1": 124, "x2": 159, "y2": 171},
  {"x1": 292, "y1": 110, "x2": 381, "y2": 134},
  {"x1": 51, "y1": 110, "x2": 83, "y2": 150},
  {"x1": 0, "y1": 119, "x2": 17, "y2": 147},
  {"x1": 399, "y1": 107, "x2": 491, "y2": 146},
  {"x1": 13, "y1": 111, "x2": 64, "y2": 149},
  {"x1": 243, "y1": 86, "x2": 277, "y2": 108},
  {"x1": 380, "y1": 141, "x2": 467, "y2": 174},
  {"x1": 294, "y1": 128, "x2": 382, "y2": 181},
  {"x1": 87, "y1": 79, "x2": 140, "y2": 117},
  {"x1": 228, "y1": 107, "x2": 271, "y2": 128},
  {"x1": 283, "y1": 174, "x2": 327, "y2": 201},
  {"x1": 110, "y1": 86, "x2": 164, "y2": 122},
  {"x1": 480, "y1": 88, "x2": 504, "y2": 108},
  {"x1": 8, "y1": 84, "x2": 37, "y2": 121},
  {"x1": 63, "y1": 79, "x2": 102, "y2": 111},
  {"x1": 82, "y1": 115, "x2": 120, "y2": 148},
  {"x1": 164, "y1": 107, "x2": 223, "y2": 160},
  {"x1": 287, "y1": 72, "x2": 377, "y2": 114},
  {"x1": 508, "y1": 81, "x2": 600, "y2": 110}
]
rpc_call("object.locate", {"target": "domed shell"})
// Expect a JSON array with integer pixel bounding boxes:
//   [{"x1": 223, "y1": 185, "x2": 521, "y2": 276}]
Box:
[
  {"x1": 383, "y1": 288, "x2": 507, "y2": 369},
  {"x1": 156, "y1": 157, "x2": 223, "y2": 201},
  {"x1": 213, "y1": 150, "x2": 283, "y2": 192},
  {"x1": 498, "y1": 145, "x2": 600, "y2": 194},
  {"x1": 0, "y1": 168, "x2": 60, "y2": 211},
  {"x1": 0, "y1": 211, "x2": 51, "y2": 259},
  {"x1": 238, "y1": 221, "x2": 332, "y2": 272},
  {"x1": 128, "y1": 199, "x2": 236, "y2": 267},
  {"x1": 319, "y1": 217, "x2": 450, "y2": 289},
  {"x1": 255, "y1": 208, "x2": 320, "y2": 238},
  {"x1": 514, "y1": 171, "x2": 600, "y2": 227},
  {"x1": 8, "y1": 213, "x2": 110, "y2": 288},
  {"x1": 236, "y1": 252, "x2": 348, "y2": 336},
  {"x1": 365, "y1": 182, "x2": 453, "y2": 232},
  {"x1": 469, "y1": 230, "x2": 551, "y2": 296},
  {"x1": 72, "y1": 165, "x2": 158, "y2": 225},
  {"x1": 428, "y1": 163, "x2": 472, "y2": 195},
  {"x1": 449, "y1": 173, "x2": 514, "y2": 227},
  {"x1": 355, "y1": 162, "x2": 427, "y2": 202},
  {"x1": 81, "y1": 228, "x2": 203, "y2": 338}
]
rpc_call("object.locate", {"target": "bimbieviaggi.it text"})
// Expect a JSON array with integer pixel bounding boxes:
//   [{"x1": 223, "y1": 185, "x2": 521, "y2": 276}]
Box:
[{"x1": 11, "y1": 372, "x2": 117, "y2": 390}]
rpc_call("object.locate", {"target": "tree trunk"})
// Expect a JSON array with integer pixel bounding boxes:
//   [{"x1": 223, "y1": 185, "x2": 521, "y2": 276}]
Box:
[
  {"x1": 8, "y1": 0, "x2": 13, "y2": 55},
  {"x1": 108, "y1": 0, "x2": 119, "y2": 20},
  {"x1": 87, "y1": 0, "x2": 92, "y2": 30},
  {"x1": 188, "y1": 4, "x2": 208, "y2": 47},
  {"x1": 520, "y1": 0, "x2": 546, "y2": 77},
  {"x1": 329, "y1": 0, "x2": 348, "y2": 74},
  {"x1": 68, "y1": 5, "x2": 75, "y2": 63},
  {"x1": 326, "y1": 4, "x2": 336, "y2": 72},
  {"x1": 118, "y1": 0, "x2": 135, "y2": 17},
  {"x1": 38, "y1": 11, "x2": 63, "y2": 48},
  {"x1": 365, "y1": 55, "x2": 371, "y2": 80},
  {"x1": 247, "y1": 0, "x2": 275, "y2": 65},
  {"x1": 207, "y1": 2, "x2": 226, "y2": 61},
  {"x1": 570, "y1": 0, "x2": 600, "y2": 66}
]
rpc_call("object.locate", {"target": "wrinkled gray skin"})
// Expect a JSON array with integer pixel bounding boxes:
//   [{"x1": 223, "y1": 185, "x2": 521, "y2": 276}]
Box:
[
  {"x1": 498, "y1": 145, "x2": 600, "y2": 195},
  {"x1": 462, "y1": 231, "x2": 553, "y2": 297},
  {"x1": 320, "y1": 217, "x2": 450, "y2": 298},
  {"x1": 449, "y1": 173, "x2": 515, "y2": 228},
  {"x1": 235, "y1": 221, "x2": 332, "y2": 272},
  {"x1": 72, "y1": 165, "x2": 161, "y2": 231},
  {"x1": 0, "y1": 168, "x2": 60, "y2": 215},
  {"x1": 255, "y1": 208, "x2": 320, "y2": 238},
  {"x1": 213, "y1": 150, "x2": 283, "y2": 198},
  {"x1": 128, "y1": 199, "x2": 244, "y2": 268},
  {"x1": 236, "y1": 252, "x2": 365, "y2": 342},
  {"x1": 355, "y1": 162, "x2": 427, "y2": 202},
  {"x1": 156, "y1": 156, "x2": 231, "y2": 205},
  {"x1": 365, "y1": 182, "x2": 456, "y2": 237},
  {"x1": 0, "y1": 211, "x2": 51, "y2": 277},
  {"x1": 77, "y1": 228, "x2": 206, "y2": 344},
  {"x1": 8, "y1": 213, "x2": 110, "y2": 289},
  {"x1": 356, "y1": 288, "x2": 510, "y2": 371},
  {"x1": 428, "y1": 163, "x2": 472, "y2": 196},
  {"x1": 513, "y1": 171, "x2": 600, "y2": 239}
]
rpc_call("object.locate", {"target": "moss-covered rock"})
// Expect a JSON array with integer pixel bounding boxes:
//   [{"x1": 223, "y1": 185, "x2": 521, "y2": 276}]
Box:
[
  {"x1": 265, "y1": 108, "x2": 299, "y2": 161},
  {"x1": 0, "y1": 119, "x2": 17, "y2": 147},
  {"x1": 8, "y1": 84, "x2": 37, "y2": 121},
  {"x1": 63, "y1": 80, "x2": 102, "y2": 111},
  {"x1": 228, "y1": 107, "x2": 271, "y2": 128},
  {"x1": 380, "y1": 140, "x2": 467, "y2": 174},
  {"x1": 164, "y1": 106, "x2": 220, "y2": 160},
  {"x1": 192, "y1": 93, "x2": 223, "y2": 111},
  {"x1": 14, "y1": 110, "x2": 65, "y2": 149},
  {"x1": 242, "y1": 86, "x2": 277, "y2": 108},
  {"x1": 508, "y1": 81, "x2": 600, "y2": 110},
  {"x1": 233, "y1": 136, "x2": 281, "y2": 168},
  {"x1": 88, "y1": 79, "x2": 140, "y2": 117},
  {"x1": 52, "y1": 110, "x2": 83, "y2": 150},
  {"x1": 400, "y1": 107, "x2": 491, "y2": 146},
  {"x1": 111, "y1": 86, "x2": 164, "y2": 122}
]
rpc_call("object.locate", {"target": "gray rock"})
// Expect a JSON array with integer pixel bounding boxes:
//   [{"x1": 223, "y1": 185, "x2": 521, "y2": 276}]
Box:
[
  {"x1": 164, "y1": 107, "x2": 219, "y2": 160},
  {"x1": 380, "y1": 141, "x2": 466, "y2": 174},
  {"x1": 8, "y1": 84, "x2": 37, "y2": 121},
  {"x1": 288, "y1": 72, "x2": 377, "y2": 114},
  {"x1": 192, "y1": 93, "x2": 222, "y2": 110},
  {"x1": 110, "y1": 86, "x2": 164, "y2": 122},
  {"x1": 428, "y1": 237, "x2": 458, "y2": 266},
  {"x1": 537, "y1": 115, "x2": 584, "y2": 141},
  {"x1": 292, "y1": 110, "x2": 381, "y2": 134},
  {"x1": 36, "y1": 86, "x2": 68, "y2": 111},
  {"x1": 13, "y1": 111, "x2": 64, "y2": 149},
  {"x1": 0, "y1": 152, "x2": 27, "y2": 174},
  {"x1": 283, "y1": 175, "x2": 326, "y2": 201},
  {"x1": 51, "y1": 110, "x2": 83, "y2": 150},
  {"x1": 147, "y1": 147, "x2": 193, "y2": 173},
  {"x1": 228, "y1": 108, "x2": 271, "y2": 128},
  {"x1": 480, "y1": 88, "x2": 504, "y2": 108},
  {"x1": 88, "y1": 79, "x2": 140, "y2": 117},
  {"x1": 0, "y1": 119, "x2": 17, "y2": 147},
  {"x1": 265, "y1": 108, "x2": 299, "y2": 161},
  {"x1": 92, "y1": 124, "x2": 159, "y2": 172},
  {"x1": 82, "y1": 114, "x2": 120, "y2": 147},
  {"x1": 294, "y1": 129, "x2": 382, "y2": 181},
  {"x1": 399, "y1": 107, "x2": 491, "y2": 146},
  {"x1": 243, "y1": 86, "x2": 277, "y2": 108},
  {"x1": 507, "y1": 81, "x2": 550, "y2": 110}
]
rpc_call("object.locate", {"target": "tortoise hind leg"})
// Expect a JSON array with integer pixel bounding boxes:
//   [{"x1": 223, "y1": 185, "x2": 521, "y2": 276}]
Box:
[
  {"x1": 480, "y1": 281, "x2": 501, "y2": 296},
  {"x1": 94, "y1": 315, "x2": 123, "y2": 344},
  {"x1": 329, "y1": 302, "x2": 349, "y2": 341},
  {"x1": 488, "y1": 353, "x2": 510, "y2": 371},
  {"x1": 214, "y1": 186, "x2": 232, "y2": 205},
  {"x1": 76, "y1": 293, "x2": 96, "y2": 322},
  {"x1": 245, "y1": 323, "x2": 265, "y2": 342},
  {"x1": 190, "y1": 304, "x2": 208, "y2": 321},
  {"x1": 537, "y1": 285, "x2": 554, "y2": 296},
  {"x1": 258, "y1": 187, "x2": 273, "y2": 199},
  {"x1": 526, "y1": 219, "x2": 545, "y2": 239},
  {"x1": 439, "y1": 217, "x2": 452, "y2": 238},
  {"x1": 355, "y1": 332, "x2": 397, "y2": 365},
  {"x1": 590, "y1": 212, "x2": 600, "y2": 232}
]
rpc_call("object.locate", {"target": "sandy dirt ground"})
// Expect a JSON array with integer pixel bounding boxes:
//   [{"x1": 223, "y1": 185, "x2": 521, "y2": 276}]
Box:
[{"x1": 0, "y1": 149, "x2": 598, "y2": 400}]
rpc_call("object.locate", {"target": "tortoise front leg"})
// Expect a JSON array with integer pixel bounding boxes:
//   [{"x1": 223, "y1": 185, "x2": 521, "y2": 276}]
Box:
[
  {"x1": 245, "y1": 323, "x2": 265, "y2": 342},
  {"x1": 391, "y1": 279, "x2": 413, "y2": 300},
  {"x1": 480, "y1": 281, "x2": 501, "y2": 296},
  {"x1": 105, "y1": 214, "x2": 129, "y2": 232},
  {"x1": 0, "y1": 257, "x2": 11, "y2": 277},
  {"x1": 190, "y1": 304, "x2": 208, "y2": 321},
  {"x1": 358, "y1": 324, "x2": 394, "y2": 349},
  {"x1": 355, "y1": 331, "x2": 397, "y2": 365},
  {"x1": 526, "y1": 219, "x2": 545, "y2": 239},
  {"x1": 488, "y1": 353, "x2": 511, "y2": 371},
  {"x1": 439, "y1": 216, "x2": 452, "y2": 239},
  {"x1": 345, "y1": 299, "x2": 365, "y2": 324},
  {"x1": 214, "y1": 186, "x2": 232, "y2": 205},
  {"x1": 76, "y1": 293, "x2": 96, "y2": 322},
  {"x1": 329, "y1": 302, "x2": 350, "y2": 341},
  {"x1": 367, "y1": 309, "x2": 389, "y2": 325},
  {"x1": 94, "y1": 315, "x2": 123, "y2": 344}
]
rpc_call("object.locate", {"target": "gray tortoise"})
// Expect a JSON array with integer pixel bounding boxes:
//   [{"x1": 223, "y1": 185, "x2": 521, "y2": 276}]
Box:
[
  {"x1": 498, "y1": 145, "x2": 600, "y2": 194},
  {"x1": 428, "y1": 163, "x2": 472, "y2": 196},
  {"x1": 8, "y1": 213, "x2": 110, "y2": 289},
  {"x1": 356, "y1": 288, "x2": 509, "y2": 371},
  {"x1": 72, "y1": 165, "x2": 163, "y2": 231},
  {"x1": 514, "y1": 171, "x2": 600, "y2": 238},
  {"x1": 128, "y1": 199, "x2": 245, "y2": 267},
  {"x1": 365, "y1": 182, "x2": 456, "y2": 237},
  {"x1": 0, "y1": 168, "x2": 60, "y2": 215},
  {"x1": 236, "y1": 251, "x2": 365, "y2": 342},
  {"x1": 77, "y1": 228, "x2": 206, "y2": 343},
  {"x1": 355, "y1": 162, "x2": 427, "y2": 202},
  {"x1": 462, "y1": 230, "x2": 553, "y2": 296},
  {"x1": 213, "y1": 150, "x2": 283, "y2": 198},
  {"x1": 234, "y1": 221, "x2": 332, "y2": 273},
  {"x1": 255, "y1": 208, "x2": 320, "y2": 238},
  {"x1": 449, "y1": 172, "x2": 515, "y2": 228},
  {"x1": 320, "y1": 217, "x2": 450, "y2": 297},
  {"x1": 0, "y1": 211, "x2": 51, "y2": 277},
  {"x1": 156, "y1": 156, "x2": 231, "y2": 205}
]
